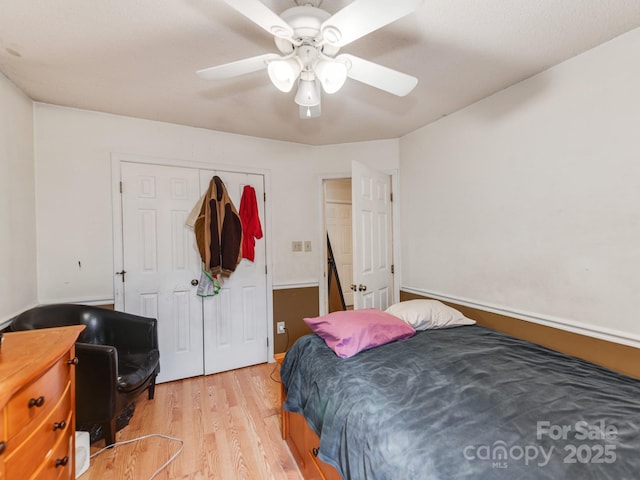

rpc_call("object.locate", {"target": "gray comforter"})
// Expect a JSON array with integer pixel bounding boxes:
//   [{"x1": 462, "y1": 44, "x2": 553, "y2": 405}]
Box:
[{"x1": 280, "y1": 325, "x2": 640, "y2": 479}]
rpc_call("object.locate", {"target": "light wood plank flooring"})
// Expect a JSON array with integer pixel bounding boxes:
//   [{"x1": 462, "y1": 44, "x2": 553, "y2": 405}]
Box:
[{"x1": 84, "y1": 363, "x2": 303, "y2": 480}]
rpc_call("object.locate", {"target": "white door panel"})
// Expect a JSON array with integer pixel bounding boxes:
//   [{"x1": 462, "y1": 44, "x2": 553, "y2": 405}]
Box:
[
  {"x1": 120, "y1": 162, "x2": 269, "y2": 382},
  {"x1": 121, "y1": 162, "x2": 204, "y2": 383},
  {"x1": 352, "y1": 161, "x2": 393, "y2": 311},
  {"x1": 199, "y1": 170, "x2": 268, "y2": 375}
]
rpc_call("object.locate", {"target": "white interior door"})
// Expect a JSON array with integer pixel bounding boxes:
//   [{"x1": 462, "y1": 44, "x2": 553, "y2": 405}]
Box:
[
  {"x1": 352, "y1": 161, "x2": 394, "y2": 310},
  {"x1": 326, "y1": 202, "x2": 354, "y2": 307},
  {"x1": 199, "y1": 170, "x2": 268, "y2": 375},
  {"x1": 121, "y1": 162, "x2": 204, "y2": 383}
]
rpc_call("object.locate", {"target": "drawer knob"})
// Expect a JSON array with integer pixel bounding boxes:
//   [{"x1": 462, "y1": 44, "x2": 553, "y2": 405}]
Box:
[
  {"x1": 55, "y1": 456, "x2": 69, "y2": 468},
  {"x1": 28, "y1": 396, "x2": 46, "y2": 408},
  {"x1": 312, "y1": 447, "x2": 319, "y2": 457},
  {"x1": 0, "y1": 441, "x2": 6, "y2": 455},
  {"x1": 53, "y1": 420, "x2": 67, "y2": 431},
  {"x1": 67, "y1": 357, "x2": 79, "y2": 366}
]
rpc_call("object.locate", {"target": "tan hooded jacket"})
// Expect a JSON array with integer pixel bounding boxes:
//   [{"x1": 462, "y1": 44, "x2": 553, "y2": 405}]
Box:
[{"x1": 192, "y1": 176, "x2": 243, "y2": 276}]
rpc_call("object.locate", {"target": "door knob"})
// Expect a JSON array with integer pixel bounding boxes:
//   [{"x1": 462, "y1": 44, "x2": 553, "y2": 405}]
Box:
[
  {"x1": 358, "y1": 284, "x2": 367, "y2": 292},
  {"x1": 191, "y1": 279, "x2": 199, "y2": 286},
  {"x1": 350, "y1": 284, "x2": 357, "y2": 291}
]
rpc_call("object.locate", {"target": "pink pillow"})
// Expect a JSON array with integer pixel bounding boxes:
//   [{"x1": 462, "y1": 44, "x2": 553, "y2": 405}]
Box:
[{"x1": 304, "y1": 309, "x2": 415, "y2": 358}]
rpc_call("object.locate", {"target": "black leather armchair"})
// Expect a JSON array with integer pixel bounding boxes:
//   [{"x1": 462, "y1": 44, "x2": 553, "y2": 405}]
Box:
[{"x1": 11, "y1": 304, "x2": 160, "y2": 446}]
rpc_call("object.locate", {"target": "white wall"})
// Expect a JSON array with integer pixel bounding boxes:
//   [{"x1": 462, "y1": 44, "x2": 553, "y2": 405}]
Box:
[
  {"x1": 33, "y1": 104, "x2": 398, "y2": 303},
  {"x1": 399, "y1": 28, "x2": 640, "y2": 343},
  {"x1": 0, "y1": 73, "x2": 37, "y2": 325}
]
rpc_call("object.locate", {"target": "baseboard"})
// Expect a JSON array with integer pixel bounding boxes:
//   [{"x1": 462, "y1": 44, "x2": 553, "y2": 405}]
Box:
[
  {"x1": 1, "y1": 300, "x2": 114, "y2": 331},
  {"x1": 273, "y1": 282, "x2": 319, "y2": 290},
  {"x1": 37, "y1": 297, "x2": 116, "y2": 306},
  {"x1": 0, "y1": 302, "x2": 39, "y2": 330}
]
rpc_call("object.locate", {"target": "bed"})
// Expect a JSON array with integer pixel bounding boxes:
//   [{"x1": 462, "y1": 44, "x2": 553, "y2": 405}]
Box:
[{"x1": 279, "y1": 305, "x2": 640, "y2": 480}]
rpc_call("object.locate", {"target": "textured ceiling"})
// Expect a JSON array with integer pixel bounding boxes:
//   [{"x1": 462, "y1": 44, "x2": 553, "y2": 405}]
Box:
[{"x1": 1, "y1": 0, "x2": 639, "y2": 145}]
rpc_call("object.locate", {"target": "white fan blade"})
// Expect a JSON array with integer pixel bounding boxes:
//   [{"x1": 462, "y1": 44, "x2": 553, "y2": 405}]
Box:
[
  {"x1": 337, "y1": 54, "x2": 418, "y2": 96},
  {"x1": 197, "y1": 53, "x2": 279, "y2": 80},
  {"x1": 222, "y1": 0, "x2": 294, "y2": 40},
  {"x1": 321, "y1": 0, "x2": 424, "y2": 47}
]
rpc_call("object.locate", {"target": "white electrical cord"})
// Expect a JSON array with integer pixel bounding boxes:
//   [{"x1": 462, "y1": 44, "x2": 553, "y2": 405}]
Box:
[{"x1": 89, "y1": 433, "x2": 184, "y2": 480}]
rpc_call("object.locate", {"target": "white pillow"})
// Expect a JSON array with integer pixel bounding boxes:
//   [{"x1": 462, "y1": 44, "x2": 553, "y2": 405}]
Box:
[{"x1": 385, "y1": 299, "x2": 476, "y2": 330}]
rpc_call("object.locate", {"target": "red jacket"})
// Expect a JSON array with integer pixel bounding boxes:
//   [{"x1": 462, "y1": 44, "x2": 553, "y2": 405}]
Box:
[{"x1": 239, "y1": 185, "x2": 263, "y2": 262}]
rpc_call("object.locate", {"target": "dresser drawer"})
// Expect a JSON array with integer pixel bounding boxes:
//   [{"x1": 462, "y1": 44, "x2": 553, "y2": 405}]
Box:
[
  {"x1": 0, "y1": 410, "x2": 5, "y2": 480},
  {"x1": 4, "y1": 384, "x2": 72, "y2": 479},
  {"x1": 5, "y1": 354, "x2": 71, "y2": 440},
  {"x1": 33, "y1": 424, "x2": 73, "y2": 480},
  {"x1": 0, "y1": 408, "x2": 5, "y2": 452}
]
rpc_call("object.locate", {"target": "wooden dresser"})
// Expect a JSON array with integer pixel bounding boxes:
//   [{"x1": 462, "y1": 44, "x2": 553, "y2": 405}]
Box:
[{"x1": 0, "y1": 325, "x2": 84, "y2": 480}]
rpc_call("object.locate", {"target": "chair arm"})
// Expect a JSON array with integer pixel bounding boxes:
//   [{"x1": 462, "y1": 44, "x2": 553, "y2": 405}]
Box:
[{"x1": 75, "y1": 343, "x2": 119, "y2": 423}]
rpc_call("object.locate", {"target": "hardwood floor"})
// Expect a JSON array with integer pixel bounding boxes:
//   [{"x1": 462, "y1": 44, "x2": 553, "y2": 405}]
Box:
[{"x1": 84, "y1": 363, "x2": 303, "y2": 480}]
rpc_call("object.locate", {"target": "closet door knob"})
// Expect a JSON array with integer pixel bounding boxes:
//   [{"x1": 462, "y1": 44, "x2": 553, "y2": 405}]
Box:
[
  {"x1": 350, "y1": 284, "x2": 357, "y2": 291},
  {"x1": 358, "y1": 284, "x2": 367, "y2": 292},
  {"x1": 191, "y1": 279, "x2": 199, "y2": 286}
]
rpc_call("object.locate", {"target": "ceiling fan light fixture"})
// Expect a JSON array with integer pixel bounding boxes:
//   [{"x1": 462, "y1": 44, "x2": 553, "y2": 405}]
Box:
[
  {"x1": 267, "y1": 58, "x2": 301, "y2": 92},
  {"x1": 314, "y1": 59, "x2": 347, "y2": 94},
  {"x1": 300, "y1": 103, "x2": 321, "y2": 119},
  {"x1": 295, "y1": 78, "x2": 321, "y2": 107}
]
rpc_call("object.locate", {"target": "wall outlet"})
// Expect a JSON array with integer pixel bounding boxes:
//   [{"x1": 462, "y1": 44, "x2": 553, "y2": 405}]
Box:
[
  {"x1": 304, "y1": 240, "x2": 312, "y2": 252},
  {"x1": 276, "y1": 321, "x2": 286, "y2": 334},
  {"x1": 292, "y1": 241, "x2": 303, "y2": 252}
]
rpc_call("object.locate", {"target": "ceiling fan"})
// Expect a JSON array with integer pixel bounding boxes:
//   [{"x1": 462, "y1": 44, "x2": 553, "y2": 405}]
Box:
[{"x1": 197, "y1": 0, "x2": 424, "y2": 118}]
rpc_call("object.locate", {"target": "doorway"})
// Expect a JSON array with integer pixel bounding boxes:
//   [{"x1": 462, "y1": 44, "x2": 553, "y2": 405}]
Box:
[
  {"x1": 324, "y1": 178, "x2": 353, "y2": 313},
  {"x1": 320, "y1": 162, "x2": 398, "y2": 315}
]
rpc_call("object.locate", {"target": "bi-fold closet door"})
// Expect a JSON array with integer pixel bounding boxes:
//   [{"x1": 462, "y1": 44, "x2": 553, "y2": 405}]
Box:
[{"x1": 120, "y1": 162, "x2": 268, "y2": 383}]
